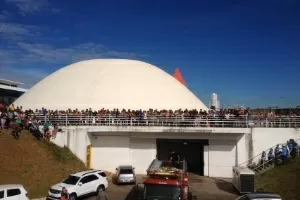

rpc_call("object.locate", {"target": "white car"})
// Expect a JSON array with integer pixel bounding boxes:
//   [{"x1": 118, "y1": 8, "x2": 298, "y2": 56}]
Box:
[
  {"x1": 47, "y1": 169, "x2": 108, "y2": 200},
  {"x1": 0, "y1": 184, "x2": 29, "y2": 200}
]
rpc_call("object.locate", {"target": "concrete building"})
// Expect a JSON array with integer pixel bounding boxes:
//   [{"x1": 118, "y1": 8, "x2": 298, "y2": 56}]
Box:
[
  {"x1": 15, "y1": 59, "x2": 300, "y2": 178},
  {"x1": 13, "y1": 59, "x2": 208, "y2": 111},
  {"x1": 49, "y1": 125, "x2": 300, "y2": 178},
  {"x1": 210, "y1": 93, "x2": 220, "y2": 110},
  {"x1": 0, "y1": 79, "x2": 27, "y2": 106}
]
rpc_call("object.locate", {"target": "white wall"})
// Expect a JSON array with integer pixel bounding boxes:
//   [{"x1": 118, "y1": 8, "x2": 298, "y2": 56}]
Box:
[
  {"x1": 204, "y1": 146, "x2": 209, "y2": 176},
  {"x1": 49, "y1": 127, "x2": 91, "y2": 165},
  {"x1": 89, "y1": 136, "x2": 156, "y2": 173},
  {"x1": 130, "y1": 137, "x2": 157, "y2": 174},
  {"x1": 47, "y1": 126, "x2": 300, "y2": 178},
  {"x1": 208, "y1": 140, "x2": 237, "y2": 178},
  {"x1": 91, "y1": 136, "x2": 131, "y2": 171},
  {"x1": 252, "y1": 128, "x2": 300, "y2": 158}
]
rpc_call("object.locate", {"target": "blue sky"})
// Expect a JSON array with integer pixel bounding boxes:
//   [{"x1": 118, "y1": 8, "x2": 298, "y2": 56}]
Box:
[{"x1": 0, "y1": 0, "x2": 299, "y2": 108}]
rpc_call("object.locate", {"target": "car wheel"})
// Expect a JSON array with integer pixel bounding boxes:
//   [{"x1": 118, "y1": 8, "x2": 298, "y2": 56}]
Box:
[
  {"x1": 96, "y1": 185, "x2": 106, "y2": 200},
  {"x1": 69, "y1": 193, "x2": 77, "y2": 200},
  {"x1": 97, "y1": 185, "x2": 105, "y2": 193},
  {"x1": 188, "y1": 191, "x2": 193, "y2": 200}
]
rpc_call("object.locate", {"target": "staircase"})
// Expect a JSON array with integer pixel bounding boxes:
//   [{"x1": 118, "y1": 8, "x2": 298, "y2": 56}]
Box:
[{"x1": 238, "y1": 138, "x2": 300, "y2": 174}]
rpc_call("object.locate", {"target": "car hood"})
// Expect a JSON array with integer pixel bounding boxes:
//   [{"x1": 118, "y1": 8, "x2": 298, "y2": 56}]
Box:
[{"x1": 51, "y1": 183, "x2": 75, "y2": 190}]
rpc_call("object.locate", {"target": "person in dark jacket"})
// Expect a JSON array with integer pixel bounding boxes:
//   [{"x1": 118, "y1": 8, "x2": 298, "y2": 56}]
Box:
[
  {"x1": 169, "y1": 150, "x2": 180, "y2": 166},
  {"x1": 274, "y1": 144, "x2": 281, "y2": 164},
  {"x1": 290, "y1": 139, "x2": 298, "y2": 157},
  {"x1": 268, "y1": 148, "x2": 275, "y2": 164}
]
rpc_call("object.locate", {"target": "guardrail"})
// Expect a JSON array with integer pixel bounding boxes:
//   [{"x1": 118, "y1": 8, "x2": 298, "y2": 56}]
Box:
[
  {"x1": 249, "y1": 147, "x2": 300, "y2": 173},
  {"x1": 239, "y1": 138, "x2": 300, "y2": 168},
  {"x1": 31, "y1": 114, "x2": 300, "y2": 128}
]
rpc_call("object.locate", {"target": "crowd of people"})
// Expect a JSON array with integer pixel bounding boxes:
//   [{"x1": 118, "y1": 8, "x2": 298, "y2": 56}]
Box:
[
  {"x1": 0, "y1": 104, "x2": 58, "y2": 140},
  {"x1": 1, "y1": 104, "x2": 300, "y2": 129},
  {"x1": 248, "y1": 139, "x2": 299, "y2": 171}
]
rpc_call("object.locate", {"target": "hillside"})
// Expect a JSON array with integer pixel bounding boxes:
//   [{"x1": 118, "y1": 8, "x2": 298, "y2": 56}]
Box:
[
  {"x1": 0, "y1": 130, "x2": 86, "y2": 198},
  {"x1": 255, "y1": 157, "x2": 300, "y2": 200}
]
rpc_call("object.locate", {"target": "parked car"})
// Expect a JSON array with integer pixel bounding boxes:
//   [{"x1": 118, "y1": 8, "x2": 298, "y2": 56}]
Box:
[
  {"x1": 47, "y1": 169, "x2": 108, "y2": 200},
  {"x1": 236, "y1": 192, "x2": 282, "y2": 200},
  {"x1": 115, "y1": 165, "x2": 136, "y2": 184},
  {"x1": 0, "y1": 184, "x2": 29, "y2": 200}
]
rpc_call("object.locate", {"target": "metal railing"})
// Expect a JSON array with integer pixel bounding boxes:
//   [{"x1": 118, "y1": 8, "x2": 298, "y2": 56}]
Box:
[
  {"x1": 239, "y1": 138, "x2": 300, "y2": 169},
  {"x1": 30, "y1": 114, "x2": 300, "y2": 128},
  {"x1": 250, "y1": 147, "x2": 300, "y2": 173}
]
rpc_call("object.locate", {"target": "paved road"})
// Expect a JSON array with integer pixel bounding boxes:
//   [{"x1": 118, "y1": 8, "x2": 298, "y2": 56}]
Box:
[{"x1": 85, "y1": 174, "x2": 238, "y2": 200}]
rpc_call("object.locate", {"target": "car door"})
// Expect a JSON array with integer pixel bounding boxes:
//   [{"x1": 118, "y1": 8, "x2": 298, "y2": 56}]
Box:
[
  {"x1": 77, "y1": 176, "x2": 90, "y2": 196},
  {"x1": 6, "y1": 189, "x2": 21, "y2": 200},
  {"x1": 80, "y1": 175, "x2": 99, "y2": 195}
]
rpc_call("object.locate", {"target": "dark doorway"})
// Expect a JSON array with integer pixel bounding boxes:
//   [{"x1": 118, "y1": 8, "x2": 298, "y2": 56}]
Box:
[{"x1": 156, "y1": 139, "x2": 209, "y2": 176}]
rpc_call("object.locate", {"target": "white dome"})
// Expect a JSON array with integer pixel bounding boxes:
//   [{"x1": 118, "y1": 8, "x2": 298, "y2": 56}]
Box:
[{"x1": 14, "y1": 59, "x2": 208, "y2": 111}]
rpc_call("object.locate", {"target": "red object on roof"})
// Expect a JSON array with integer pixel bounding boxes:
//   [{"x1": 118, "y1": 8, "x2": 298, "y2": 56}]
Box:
[{"x1": 173, "y1": 68, "x2": 185, "y2": 86}]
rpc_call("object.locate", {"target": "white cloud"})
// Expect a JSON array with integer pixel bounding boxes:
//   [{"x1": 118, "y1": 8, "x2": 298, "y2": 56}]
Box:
[
  {"x1": 4, "y1": 0, "x2": 59, "y2": 14},
  {"x1": 0, "y1": 22, "x2": 40, "y2": 41},
  {"x1": 1, "y1": 42, "x2": 138, "y2": 64},
  {"x1": 0, "y1": 11, "x2": 11, "y2": 20},
  {"x1": 0, "y1": 42, "x2": 139, "y2": 87},
  {"x1": 0, "y1": 66, "x2": 49, "y2": 88},
  {"x1": 0, "y1": 20, "x2": 142, "y2": 87}
]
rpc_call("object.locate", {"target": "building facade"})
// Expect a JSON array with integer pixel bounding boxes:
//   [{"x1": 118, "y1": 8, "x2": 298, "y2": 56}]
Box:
[
  {"x1": 0, "y1": 79, "x2": 27, "y2": 106},
  {"x1": 47, "y1": 122, "x2": 300, "y2": 178}
]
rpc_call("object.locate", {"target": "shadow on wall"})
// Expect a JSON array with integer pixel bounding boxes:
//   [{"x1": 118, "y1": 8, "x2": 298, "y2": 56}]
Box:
[
  {"x1": 210, "y1": 144, "x2": 236, "y2": 152},
  {"x1": 89, "y1": 134, "x2": 156, "y2": 150},
  {"x1": 90, "y1": 135, "x2": 130, "y2": 148}
]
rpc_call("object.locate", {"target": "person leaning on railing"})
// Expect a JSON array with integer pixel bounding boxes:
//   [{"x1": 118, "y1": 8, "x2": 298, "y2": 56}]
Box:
[{"x1": 8, "y1": 106, "x2": 300, "y2": 125}]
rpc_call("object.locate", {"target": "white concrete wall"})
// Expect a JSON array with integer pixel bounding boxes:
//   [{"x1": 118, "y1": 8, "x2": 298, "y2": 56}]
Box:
[
  {"x1": 208, "y1": 140, "x2": 237, "y2": 178},
  {"x1": 130, "y1": 137, "x2": 157, "y2": 174},
  {"x1": 46, "y1": 126, "x2": 300, "y2": 178},
  {"x1": 204, "y1": 146, "x2": 209, "y2": 176},
  {"x1": 91, "y1": 136, "x2": 131, "y2": 171},
  {"x1": 252, "y1": 128, "x2": 300, "y2": 158},
  {"x1": 49, "y1": 127, "x2": 91, "y2": 165}
]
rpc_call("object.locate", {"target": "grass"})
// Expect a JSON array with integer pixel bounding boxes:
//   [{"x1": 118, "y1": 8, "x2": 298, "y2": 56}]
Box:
[
  {"x1": 41, "y1": 139, "x2": 79, "y2": 162},
  {"x1": 255, "y1": 157, "x2": 300, "y2": 200},
  {"x1": 0, "y1": 129, "x2": 86, "y2": 198}
]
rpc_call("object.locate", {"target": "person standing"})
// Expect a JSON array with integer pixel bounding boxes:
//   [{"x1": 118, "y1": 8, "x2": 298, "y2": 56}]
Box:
[
  {"x1": 60, "y1": 187, "x2": 69, "y2": 200},
  {"x1": 282, "y1": 145, "x2": 288, "y2": 164},
  {"x1": 0, "y1": 110, "x2": 7, "y2": 129}
]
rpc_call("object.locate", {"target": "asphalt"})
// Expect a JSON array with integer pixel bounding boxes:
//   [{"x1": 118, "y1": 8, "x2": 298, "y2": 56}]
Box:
[
  {"x1": 84, "y1": 174, "x2": 238, "y2": 200},
  {"x1": 34, "y1": 174, "x2": 238, "y2": 200}
]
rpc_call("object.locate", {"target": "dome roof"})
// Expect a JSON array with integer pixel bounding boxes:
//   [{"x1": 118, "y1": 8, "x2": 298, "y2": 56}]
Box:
[{"x1": 14, "y1": 59, "x2": 208, "y2": 111}]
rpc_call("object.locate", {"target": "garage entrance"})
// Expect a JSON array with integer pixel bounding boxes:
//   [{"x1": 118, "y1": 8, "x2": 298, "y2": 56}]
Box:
[{"x1": 156, "y1": 139, "x2": 209, "y2": 176}]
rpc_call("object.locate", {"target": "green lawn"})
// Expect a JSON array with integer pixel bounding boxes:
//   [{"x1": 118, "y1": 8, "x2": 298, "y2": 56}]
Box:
[{"x1": 255, "y1": 157, "x2": 300, "y2": 200}]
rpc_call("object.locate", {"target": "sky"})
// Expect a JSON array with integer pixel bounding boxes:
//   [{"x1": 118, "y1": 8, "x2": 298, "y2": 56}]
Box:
[{"x1": 0, "y1": 0, "x2": 299, "y2": 108}]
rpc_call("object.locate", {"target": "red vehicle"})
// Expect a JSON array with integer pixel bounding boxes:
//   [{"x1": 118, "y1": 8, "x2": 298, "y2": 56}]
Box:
[{"x1": 137, "y1": 159, "x2": 192, "y2": 200}]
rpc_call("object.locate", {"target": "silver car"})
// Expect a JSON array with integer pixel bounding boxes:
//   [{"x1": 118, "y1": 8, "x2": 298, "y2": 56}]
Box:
[
  {"x1": 115, "y1": 165, "x2": 136, "y2": 184},
  {"x1": 236, "y1": 192, "x2": 282, "y2": 200}
]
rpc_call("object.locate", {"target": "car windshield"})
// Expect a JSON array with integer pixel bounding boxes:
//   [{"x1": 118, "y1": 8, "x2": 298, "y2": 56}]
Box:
[
  {"x1": 62, "y1": 175, "x2": 80, "y2": 185},
  {"x1": 145, "y1": 184, "x2": 180, "y2": 200},
  {"x1": 120, "y1": 168, "x2": 133, "y2": 174}
]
